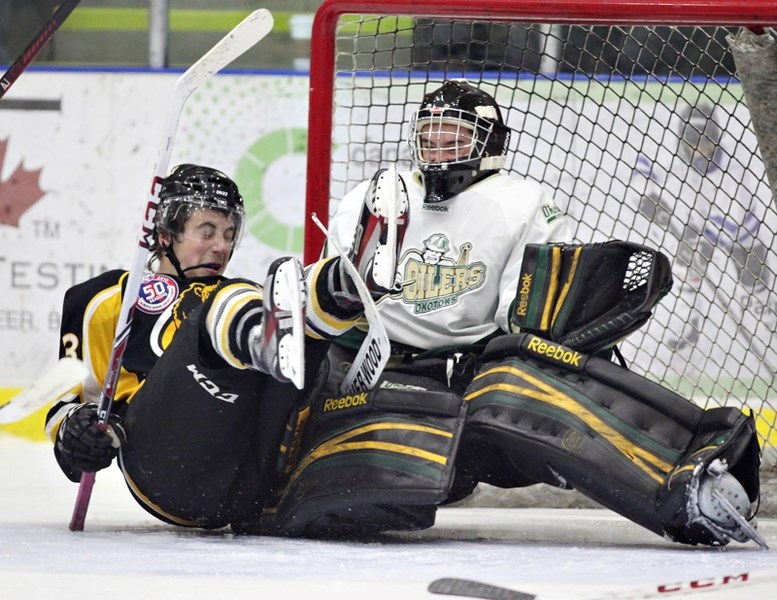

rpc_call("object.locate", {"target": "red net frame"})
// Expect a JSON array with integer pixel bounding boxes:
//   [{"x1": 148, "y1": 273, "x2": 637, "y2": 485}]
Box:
[{"x1": 304, "y1": 0, "x2": 777, "y2": 262}]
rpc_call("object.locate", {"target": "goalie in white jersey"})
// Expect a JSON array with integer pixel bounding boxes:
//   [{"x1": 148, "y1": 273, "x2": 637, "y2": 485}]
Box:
[
  {"x1": 253, "y1": 80, "x2": 764, "y2": 549},
  {"x1": 251, "y1": 80, "x2": 764, "y2": 548},
  {"x1": 329, "y1": 79, "x2": 571, "y2": 350}
]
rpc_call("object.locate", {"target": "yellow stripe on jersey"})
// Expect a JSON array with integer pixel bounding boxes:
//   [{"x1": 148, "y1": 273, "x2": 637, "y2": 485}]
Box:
[
  {"x1": 81, "y1": 272, "x2": 142, "y2": 403},
  {"x1": 206, "y1": 282, "x2": 263, "y2": 369},
  {"x1": 122, "y1": 468, "x2": 200, "y2": 527},
  {"x1": 305, "y1": 258, "x2": 360, "y2": 339}
]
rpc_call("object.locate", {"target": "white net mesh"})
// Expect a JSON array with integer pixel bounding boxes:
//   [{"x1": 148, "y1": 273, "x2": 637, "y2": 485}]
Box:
[{"x1": 309, "y1": 9, "x2": 777, "y2": 469}]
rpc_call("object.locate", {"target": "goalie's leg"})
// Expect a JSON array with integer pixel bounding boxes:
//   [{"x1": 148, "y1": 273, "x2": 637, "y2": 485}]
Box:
[{"x1": 461, "y1": 333, "x2": 763, "y2": 548}]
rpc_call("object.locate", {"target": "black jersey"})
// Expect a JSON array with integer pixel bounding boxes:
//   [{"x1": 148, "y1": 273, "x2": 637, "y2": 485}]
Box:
[{"x1": 45, "y1": 269, "x2": 228, "y2": 440}]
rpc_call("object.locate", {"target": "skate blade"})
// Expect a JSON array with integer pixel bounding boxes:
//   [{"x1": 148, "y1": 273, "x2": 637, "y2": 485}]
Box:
[
  {"x1": 712, "y1": 488, "x2": 770, "y2": 550},
  {"x1": 277, "y1": 332, "x2": 304, "y2": 390},
  {"x1": 273, "y1": 259, "x2": 305, "y2": 389},
  {"x1": 370, "y1": 165, "x2": 406, "y2": 291}
]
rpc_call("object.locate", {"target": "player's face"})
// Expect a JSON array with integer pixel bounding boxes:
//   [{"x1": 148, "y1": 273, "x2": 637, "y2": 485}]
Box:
[
  {"x1": 171, "y1": 209, "x2": 235, "y2": 277},
  {"x1": 418, "y1": 121, "x2": 475, "y2": 164}
]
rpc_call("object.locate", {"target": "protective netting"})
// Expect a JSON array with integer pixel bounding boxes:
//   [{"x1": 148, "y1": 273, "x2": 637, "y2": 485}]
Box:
[{"x1": 318, "y1": 15, "x2": 777, "y2": 464}]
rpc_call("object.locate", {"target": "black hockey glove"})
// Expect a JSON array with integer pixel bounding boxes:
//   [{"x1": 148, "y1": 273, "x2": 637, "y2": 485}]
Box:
[{"x1": 55, "y1": 403, "x2": 127, "y2": 481}]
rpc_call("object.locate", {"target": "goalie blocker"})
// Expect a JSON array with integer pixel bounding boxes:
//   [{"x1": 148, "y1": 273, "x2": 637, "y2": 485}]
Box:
[{"x1": 455, "y1": 332, "x2": 761, "y2": 547}]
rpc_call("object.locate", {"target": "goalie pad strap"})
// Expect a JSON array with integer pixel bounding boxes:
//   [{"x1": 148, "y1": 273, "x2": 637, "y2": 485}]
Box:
[{"x1": 511, "y1": 241, "x2": 673, "y2": 352}]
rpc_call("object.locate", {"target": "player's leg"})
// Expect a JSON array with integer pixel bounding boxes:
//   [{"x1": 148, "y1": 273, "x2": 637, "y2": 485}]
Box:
[
  {"x1": 460, "y1": 333, "x2": 762, "y2": 547},
  {"x1": 206, "y1": 256, "x2": 307, "y2": 388},
  {"x1": 120, "y1": 301, "x2": 291, "y2": 528},
  {"x1": 346, "y1": 166, "x2": 409, "y2": 297}
]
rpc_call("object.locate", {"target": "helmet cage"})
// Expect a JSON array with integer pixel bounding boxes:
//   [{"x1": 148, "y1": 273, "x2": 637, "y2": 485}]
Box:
[{"x1": 409, "y1": 107, "x2": 507, "y2": 171}]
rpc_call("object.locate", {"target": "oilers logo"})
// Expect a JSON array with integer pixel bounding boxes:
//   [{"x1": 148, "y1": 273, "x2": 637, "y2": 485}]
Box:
[
  {"x1": 398, "y1": 234, "x2": 485, "y2": 314},
  {"x1": 136, "y1": 273, "x2": 179, "y2": 314}
]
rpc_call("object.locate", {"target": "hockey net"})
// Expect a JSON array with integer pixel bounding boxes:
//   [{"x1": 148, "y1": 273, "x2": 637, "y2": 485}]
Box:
[{"x1": 303, "y1": 0, "x2": 777, "y2": 469}]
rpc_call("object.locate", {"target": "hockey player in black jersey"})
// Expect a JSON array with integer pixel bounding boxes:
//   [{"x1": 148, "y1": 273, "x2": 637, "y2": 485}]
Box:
[{"x1": 45, "y1": 164, "x2": 363, "y2": 529}]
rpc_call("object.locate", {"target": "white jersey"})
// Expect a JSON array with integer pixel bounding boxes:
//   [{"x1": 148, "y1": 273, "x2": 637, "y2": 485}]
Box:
[{"x1": 329, "y1": 171, "x2": 571, "y2": 350}]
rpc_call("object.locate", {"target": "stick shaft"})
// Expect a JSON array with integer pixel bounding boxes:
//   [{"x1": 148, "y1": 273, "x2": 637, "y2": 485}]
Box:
[
  {"x1": 68, "y1": 9, "x2": 275, "y2": 532},
  {"x1": 0, "y1": 0, "x2": 82, "y2": 100}
]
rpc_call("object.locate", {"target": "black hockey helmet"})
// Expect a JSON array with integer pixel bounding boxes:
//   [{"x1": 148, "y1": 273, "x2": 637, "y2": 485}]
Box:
[
  {"x1": 154, "y1": 164, "x2": 246, "y2": 252},
  {"x1": 408, "y1": 79, "x2": 511, "y2": 203}
]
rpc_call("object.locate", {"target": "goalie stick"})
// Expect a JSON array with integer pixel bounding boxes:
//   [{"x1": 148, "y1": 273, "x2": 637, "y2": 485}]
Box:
[
  {"x1": 0, "y1": 358, "x2": 87, "y2": 425},
  {"x1": 68, "y1": 8, "x2": 275, "y2": 532},
  {"x1": 311, "y1": 213, "x2": 391, "y2": 394},
  {"x1": 0, "y1": 0, "x2": 82, "y2": 100}
]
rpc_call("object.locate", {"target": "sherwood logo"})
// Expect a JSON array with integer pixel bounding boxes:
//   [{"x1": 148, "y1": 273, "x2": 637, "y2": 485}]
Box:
[
  {"x1": 344, "y1": 337, "x2": 385, "y2": 394},
  {"x1": 322, "y1": 392, "x2": 369, "y2": 413},
  {"x1": 515, "y1": 272, "x2": 532, "y2": 317},
  {"x1": 526, "y1": 336, "x2": 583, "y2": 367}
]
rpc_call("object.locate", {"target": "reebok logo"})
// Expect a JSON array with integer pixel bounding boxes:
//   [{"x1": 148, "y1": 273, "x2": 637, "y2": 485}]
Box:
[
  {"x1": 421, "y1": 203, "x2": 450, "y2": 213},
  {"x1": 322, "y1": 392, "x2": 369, "y2": 413},
  {"x1": 516, "y1": 273, "x2": 532, "y2": 317},
  {"x1": 526, "y1": 336, "x2": 583, "y2": 368}
]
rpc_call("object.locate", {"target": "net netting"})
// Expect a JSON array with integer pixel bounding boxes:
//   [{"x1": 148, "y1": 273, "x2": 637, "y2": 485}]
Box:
[{"x1": 305, "y1": 3, "x2": 777, "y2": 474}]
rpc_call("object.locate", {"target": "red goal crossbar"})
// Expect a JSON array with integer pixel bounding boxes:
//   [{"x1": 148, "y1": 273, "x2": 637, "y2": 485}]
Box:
[{"x1": 303, "y1": 0, "x2": 777, "y2": 262}]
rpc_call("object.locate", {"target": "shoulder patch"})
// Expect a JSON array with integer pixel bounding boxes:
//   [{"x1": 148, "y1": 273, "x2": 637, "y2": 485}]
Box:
[
  {"x1": 136, "y1": 273, "x2": 179, "y2": 314},
  {"x1": 541, "y1": 202, "x2": 563, "y2": 224}
]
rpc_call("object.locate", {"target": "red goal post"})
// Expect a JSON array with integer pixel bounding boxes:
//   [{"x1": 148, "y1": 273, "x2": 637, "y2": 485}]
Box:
[{"x1": 304, "y1": 0, "x2": 777, "y2": 461}]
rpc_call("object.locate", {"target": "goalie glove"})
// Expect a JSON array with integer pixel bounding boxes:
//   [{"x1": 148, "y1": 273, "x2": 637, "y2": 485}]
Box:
[
  {"x1": 511, "y1": 240, "x2": 672, "y2": 352},
  {"x1": 55, "y1": 403, "x2": 127, "y2": 481}
]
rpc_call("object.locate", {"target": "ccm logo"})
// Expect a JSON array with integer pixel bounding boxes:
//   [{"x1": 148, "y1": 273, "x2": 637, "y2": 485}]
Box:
[{"x1": 187, "y1": 364, "x2": 239, "y2": 404}]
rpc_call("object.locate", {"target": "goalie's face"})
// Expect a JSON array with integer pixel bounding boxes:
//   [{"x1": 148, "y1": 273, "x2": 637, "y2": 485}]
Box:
[
  {"x1": 159, "y1": 208, "x2": 236, "y2": 277},
  {"x1": 415, "y1": 119, "x2": 476, "y2": 165}
]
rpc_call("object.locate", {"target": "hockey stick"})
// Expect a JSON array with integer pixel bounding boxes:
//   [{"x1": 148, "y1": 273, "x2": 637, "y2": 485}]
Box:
[
  {"x1": 311, "y1": 213, "x2": 391, "y2": 394},
  {"x1": 429, "y1": 568, "x2": 777, "y2": 600},
  {"x1": 428, "y1": 578, "x2": 535, "y2": 600},
  {"x1": 68, "y1": 8, "x2": 275, "y2": 532},
  {"x1": 0, "y1": 0, "x2": 82, "y2": 100},
  {"x1": 0, "y1": 358, "x2": 87, "y2": 425}
]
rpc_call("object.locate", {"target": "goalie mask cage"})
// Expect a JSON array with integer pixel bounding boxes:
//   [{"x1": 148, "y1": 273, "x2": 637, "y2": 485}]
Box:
[{"x1": 304, "y1": 0, "x2": 777, "y2": 466}]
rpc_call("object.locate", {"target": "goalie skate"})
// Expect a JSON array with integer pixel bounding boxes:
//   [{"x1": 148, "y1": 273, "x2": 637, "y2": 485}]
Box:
[
  {"x1": 349, "y1": 165, "x2": 409, "y2": 296},
  {"x1": 249, "y1": 257, "x2": 306, "y2": 389},
  {"x1": 697, "y1": 459, "x2": 769, "y2": 549}
]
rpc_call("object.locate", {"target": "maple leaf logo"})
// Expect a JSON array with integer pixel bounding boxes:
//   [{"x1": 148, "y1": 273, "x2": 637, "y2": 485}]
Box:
[{"x1": 0, "y1": 138, "x2": 46, "y2": 227}]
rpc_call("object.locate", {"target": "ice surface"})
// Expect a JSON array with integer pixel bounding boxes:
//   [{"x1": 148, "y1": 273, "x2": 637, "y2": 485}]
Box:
[{"x1": 1, "y1": 436, "x2": 775, "y2": 599}]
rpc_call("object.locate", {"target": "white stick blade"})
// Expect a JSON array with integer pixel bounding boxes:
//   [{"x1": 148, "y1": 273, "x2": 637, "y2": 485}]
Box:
[
  {"x1": 311, "y1": 214, "x2": 391, "y2": 394},
  {"x1": 181, "y1": 9, "x2": 275, "y2": 90},
  {"x1": 0, "y1": 358, "x2": 87, "y2": 424}
]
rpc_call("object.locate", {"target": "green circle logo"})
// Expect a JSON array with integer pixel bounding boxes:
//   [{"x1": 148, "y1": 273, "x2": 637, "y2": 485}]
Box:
[{"x1": 235, "y1": 128, "x2": 308, "y2": 252}]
